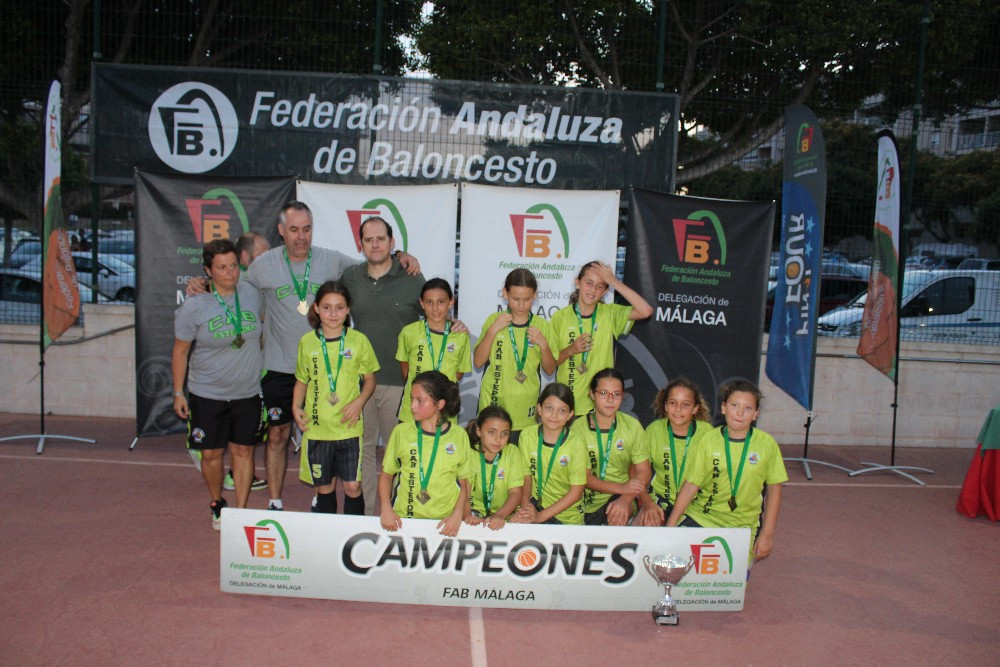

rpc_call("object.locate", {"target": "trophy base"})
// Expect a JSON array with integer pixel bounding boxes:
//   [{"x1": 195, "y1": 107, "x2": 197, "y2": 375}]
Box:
[{"x1": 652, "y1": 609, "x2": 680, "y2": 626}]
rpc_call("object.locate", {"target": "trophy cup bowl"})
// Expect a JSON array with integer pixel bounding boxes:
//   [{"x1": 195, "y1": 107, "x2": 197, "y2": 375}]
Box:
[{"x1": 643, "y1": 554, "x2": 695, "y2": 625}]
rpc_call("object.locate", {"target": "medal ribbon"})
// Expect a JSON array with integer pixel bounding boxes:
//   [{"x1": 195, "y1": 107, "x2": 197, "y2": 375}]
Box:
[
  {"x1": 535, "y1": 428, "x2": 567, "y2": 500},
  {"x1": 479, "y1": 450, "x2": 502, "y2": 515},
  {"x1": 416, "y1": 423, "x2": 442, "y2": 495},
  {"x1": 668, "y1": 422, "x2": 695, "y2": 491},
  {"x1": 723, "y1": 426, "x2": 753, "y2": 508},
  {"x1": 573, "y1": 304, "x2": 597, "y2": 367},
  {"x1": 506, "y1": 311, "x2": 532, "y2": 375},
  {"x1": 423, "y1": 320, "x2": 451, "y2": 371},
  {"x1": 591, "y1": 411, "x2": 617, "y2": 480},
  {"x1": 316, "y1": 329, "x2": 346, "y2": 396},
  {"x1": 282, "y1": 248, "x2": 312, "y2": 303},
  {"x1": 210, "y1": 284, "x2": 243, "y2": 339}
]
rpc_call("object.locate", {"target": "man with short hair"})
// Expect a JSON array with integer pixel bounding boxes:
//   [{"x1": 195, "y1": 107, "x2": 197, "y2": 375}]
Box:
[
  {"x1": 340, "y1": 216, "x2": 425, "y2": 515},
  {"x1": 236, "y1": 231, "x2": 269, "y2": 271}
]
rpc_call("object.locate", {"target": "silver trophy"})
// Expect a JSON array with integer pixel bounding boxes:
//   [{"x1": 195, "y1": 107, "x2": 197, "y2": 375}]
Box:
[{"x1": 643, "y1": 554, "x2": 695, "y2": 625}]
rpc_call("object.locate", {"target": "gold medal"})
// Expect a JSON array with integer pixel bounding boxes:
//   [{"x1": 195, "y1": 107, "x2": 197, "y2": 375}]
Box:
[
  {"x1": 417, "y1": 489, "x2": 431, "y2": 504},
  {"x1": 327, "y1": 392, "x2": 340, "y2": 406},
  {"x1": 297, "y1": 299, "x2": 309, "y2": 316},
  {"x1": 728, "y1": 497, "x2": 738, "y2": 511},
  {"x1": 516, "y1": 370, "x2": 527, "y2": 383},
  {"x1": 232, "y1": 334, "x2": 245, "y2": 349}
]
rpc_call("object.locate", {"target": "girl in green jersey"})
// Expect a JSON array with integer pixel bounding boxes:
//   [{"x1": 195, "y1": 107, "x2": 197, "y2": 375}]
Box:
[{"x1": 464, "y1": 406, "x2": 525, "y2": 530}]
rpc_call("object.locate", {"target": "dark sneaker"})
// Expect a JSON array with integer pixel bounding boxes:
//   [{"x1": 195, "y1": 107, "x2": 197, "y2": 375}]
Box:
[
  {"x1": 251, "y1": 476, "x2": 268, "y2": 491},
  {"x1": 210, "y1": 498, "x2": 228, "y2": 531},
  {"x1": 267, "y1": 501, "x2": 283, "y2": 511}
]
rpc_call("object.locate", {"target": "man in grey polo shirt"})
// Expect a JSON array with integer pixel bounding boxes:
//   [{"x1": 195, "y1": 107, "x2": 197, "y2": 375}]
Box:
[
  {"x1": 237, "y1": 202, "x2": 420, "y2": 510},
  {"x1": 340, "y1": 216, "x2": 424, "y2": 516}
]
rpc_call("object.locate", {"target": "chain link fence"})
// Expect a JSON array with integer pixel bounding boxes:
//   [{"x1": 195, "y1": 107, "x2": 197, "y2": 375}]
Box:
[{"x1": 1, "y1": 0, "x2": 997, "y2": 343}]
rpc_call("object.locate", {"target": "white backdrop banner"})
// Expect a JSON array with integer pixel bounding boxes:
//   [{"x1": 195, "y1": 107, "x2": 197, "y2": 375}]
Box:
[
  {"x1": 457, "y1": 183, "x2": 620, "y2": 334},
  {"x1": 220, "y1": 509, "x2": 749, "y2": 611},
  {"x1": 297, "y1": 181, "x2": 459, "y2": 282}
]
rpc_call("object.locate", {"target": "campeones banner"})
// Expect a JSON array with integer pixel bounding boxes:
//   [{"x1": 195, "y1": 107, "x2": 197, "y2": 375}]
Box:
[
  {"x1": 133, "y1": 172, "x2": 294, "y2": 436},
  {"x1": 618, "y1": 190, "x2": 774, "y2": 420},
  {"x1": 221, "y1": 510, "x2": 750, "y2": 611},
  {"x1": 92, "y1": 65, "x2": 678, "y2": 191}
]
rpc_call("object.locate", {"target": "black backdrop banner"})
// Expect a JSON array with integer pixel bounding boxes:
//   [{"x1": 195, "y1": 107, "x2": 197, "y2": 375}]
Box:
[
  {"x1": 134, "y1": 171, "x2": 294, "y2": 437},
  {"x1": 93, "y1": 64, "x2": 677, "y2": 192},
  {"x1": 617, "y1": 189, "x2": 774, "y2": 424}
]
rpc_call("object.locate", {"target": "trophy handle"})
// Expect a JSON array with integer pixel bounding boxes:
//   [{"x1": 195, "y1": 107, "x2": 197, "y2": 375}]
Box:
[
  {"x1": 642, "y1": 555, "x2": 657, "y2": 581},
  {"x1": 684, "y1": 554, "x2": 695, "y2": 576}
]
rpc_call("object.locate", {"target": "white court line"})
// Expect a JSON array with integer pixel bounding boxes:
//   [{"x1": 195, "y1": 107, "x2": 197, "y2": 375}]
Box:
[
  {"x1": 0, "y1": 454, "x2": 195, "y2": 468},
  {"x1": 785, "y1": 481, "x2": 960, "y2": 489},
  {"x1": 0, "y1": 455, "x2": 963, "y2": 489},
  {"x1": 469, "y1": 606, "x2": 487, "y2": 667}
]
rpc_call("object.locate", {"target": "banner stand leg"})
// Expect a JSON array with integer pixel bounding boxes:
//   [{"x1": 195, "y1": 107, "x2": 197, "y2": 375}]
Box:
[
  {"x1": 783, "y1": 412, "x2": 855, "y2": 480},
  {"x1": 129, "y1": 437, "x2": 139, "y2": 450},
  {"x1": 848, "y1": 391, "x2": 934, "y2": 488},
  {"x1": 0, "y1": 434, "x2": 96, "y2": 455},
  {"x1": 849, "y1": 463, "x2": 933, "y2": 486}
]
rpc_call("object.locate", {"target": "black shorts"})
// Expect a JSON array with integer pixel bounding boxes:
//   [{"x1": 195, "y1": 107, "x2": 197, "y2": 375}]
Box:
[
  {"x1": 261, "y1": 371, "x2": 296, "y2": 426},
  {"x1": 187, "y1": 393, "x2": 265, "y2": 450},
  {"x1": 530, "y1": 497, "x2": 562, "y2": 525},
  {"x1": 305, "y1": 437, "x2": 361, "y2": 486},
  {"x1": 654, "y1": 492, "x2": 674, "y2": 517},
  {"x1": 584, "y1": 493, "x2": 623, "y2": 526},
  {"x1": 678, "y1": 514, "x2": 703, "y2": 528}
]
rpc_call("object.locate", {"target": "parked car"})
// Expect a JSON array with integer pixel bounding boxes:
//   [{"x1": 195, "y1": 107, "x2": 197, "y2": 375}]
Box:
[
  {"x1": 7, "y1": 238, "x2": 42, "y2": 268},
  {"x1": 957, "y1": 258, "x2": 1000, "y2": 271},
  {"x1": 0, "y1": 268, "x2": 98, "y2": 325},
  {"x1": 21, "y1": 252, "x2": 135, "y2": 302},
  {"x1": 766, "y1": 274, "x2": 868, "y2": 327},
  {"x1": 817, "y1": 270, "x2": 1000, "y2": 344}
]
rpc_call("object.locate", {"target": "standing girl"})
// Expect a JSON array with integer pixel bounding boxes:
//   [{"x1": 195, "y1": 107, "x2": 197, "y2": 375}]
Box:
[
  {"x1": 396, "y1": 278, "x2": 471, "y2": 423},
  {"x1": 291, "y1": 281, "x2": 378, "y2": 515},
  {"x1": 380, "y1": 371, "x2": 471, "y2": 536},
  {"x1": 551, "y1": 261, "x2": 653, "y2": 414},
  {"x1": 510, "y1": 383, "x2": 587, "y2": 525},
  {"x1": 464, "y1": 406, "x2": 525, "y2": 530},
  {"x1": 637, "y1": 377, "x2": 712, "y2": 527},
  {"x1": 667, "y1": 380, "x2": 788, "y2": 563},
  {"x1": 571, "y1": 368, "x2": 651, "y2": 525},
  {"x1": 474, "y1": 269, "x2": 557, "y2": 442}
]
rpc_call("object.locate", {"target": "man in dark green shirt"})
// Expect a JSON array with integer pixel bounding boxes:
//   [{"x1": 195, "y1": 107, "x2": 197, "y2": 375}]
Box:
[{"x1": 340, "y1": 217, "x2": 424, "y2": 515}]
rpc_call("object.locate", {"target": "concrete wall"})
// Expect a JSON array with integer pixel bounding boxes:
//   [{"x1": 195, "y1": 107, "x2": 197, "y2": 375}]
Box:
[{"x1": 1, "y1": 306, "x2": 997, "y2": 447}]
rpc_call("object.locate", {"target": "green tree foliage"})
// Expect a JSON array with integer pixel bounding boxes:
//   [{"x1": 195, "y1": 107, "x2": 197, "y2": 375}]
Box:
[
  {"x1": 414, "y1": 0, "x2": 1000, "y2": 186},
  {"x1": 0, "y1": 0, "x2": 423, "y2": 224}
]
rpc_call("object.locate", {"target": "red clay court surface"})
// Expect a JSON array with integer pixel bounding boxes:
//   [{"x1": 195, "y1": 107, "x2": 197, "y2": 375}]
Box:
[{"x1": 2, "y1": 413, "x2": 998, "y2": 665}]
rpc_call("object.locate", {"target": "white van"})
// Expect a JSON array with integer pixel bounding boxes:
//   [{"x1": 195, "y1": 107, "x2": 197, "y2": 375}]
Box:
[{"x1": 817, "y1": 270, "x2": 1000, "y2": 344}]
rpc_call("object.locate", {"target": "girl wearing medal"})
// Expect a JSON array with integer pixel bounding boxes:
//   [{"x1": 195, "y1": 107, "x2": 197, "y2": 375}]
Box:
[
  {"x1": 172, "y1": 239, "x2": 265, "y2": 529},
  {"x1": 380, "y1": 371, "x2": 471, "y2": 536},
  {"x1": 291, "y1": 281, "x2": 378, "y2": 515},
  {"x1": 667, "y1": 380, "x2": 788, "y2": 563},
  {"x1": 464, "y1": 406, "x2": 525, "y2": 530},
  {"x1": 572, "y1": 369, "x2": 651, "y2": 526},
  {"x1": 551, "y1": 261, "x2": 653, "y2": 415},
  {"x1": 474, "y1": 268, "x2": 557, "y2": 443},
  {"x1": 636, "y1": 377, "x2": 712, "y2": 527},
  {"x1": 510, "y1": 383, "x2": 588, "y2": 525},
  {"x1": 396, "y1": 279, "x2": 471, "y2": 423}
]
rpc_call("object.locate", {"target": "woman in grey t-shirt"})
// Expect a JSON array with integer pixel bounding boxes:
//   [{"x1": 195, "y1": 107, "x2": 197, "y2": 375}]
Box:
[{"x1": 172, "y1": 239, "x2": 265, "y2": 530}]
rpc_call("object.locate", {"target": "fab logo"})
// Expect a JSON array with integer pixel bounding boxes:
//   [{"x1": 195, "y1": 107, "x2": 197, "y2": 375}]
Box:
[
  {"x1": 185, "y1": 188, "x2": 250, "y2": 242},
  {"x1": 346, "y1": 198, "x2": 409, "y2": 252},
  {"x1": 671, "y1": 209, "x2": 727, "y2": 266},
  {"x1": 797, "y1": 122, "x2": 814, "y2": 154},
  {"x1": 244, "y1": 519, "x2": 291, "y2": 560},
  {"x1": 690, "y1": 535, "x2": 734, "y2": 575},
  {"x1": 509, "y1": 203, "x2": 570, "y2": 259},
  {"x1": 148, "y1": 81, "x2": 238, "y2": 173}
]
